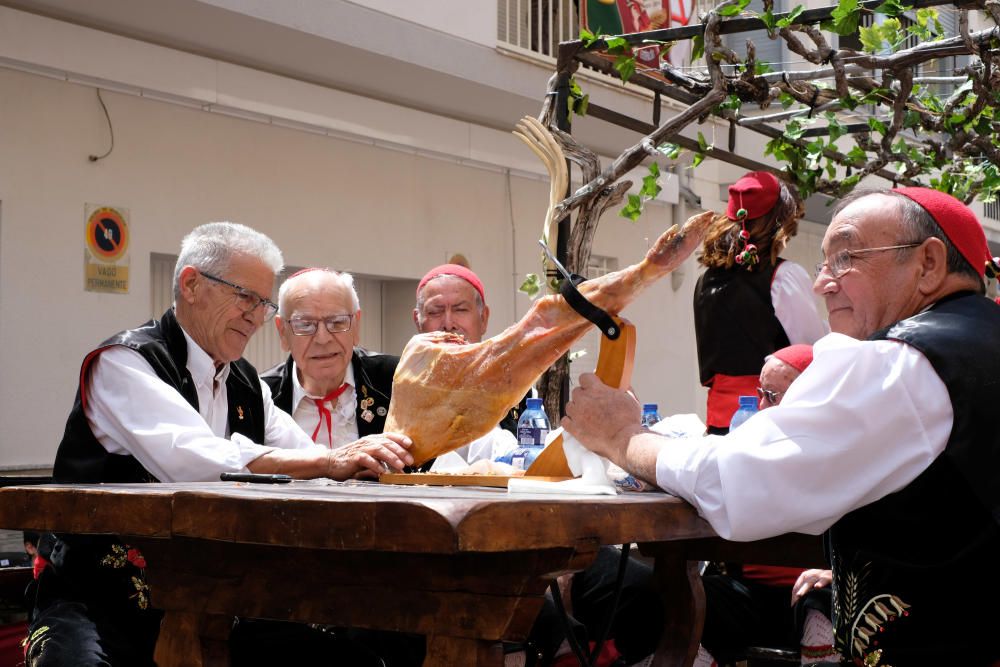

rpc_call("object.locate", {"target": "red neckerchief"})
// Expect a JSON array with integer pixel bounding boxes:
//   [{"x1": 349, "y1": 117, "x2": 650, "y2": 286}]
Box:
[{"x1": 312, "y1": 383, "x2": 349, "y2": 446}]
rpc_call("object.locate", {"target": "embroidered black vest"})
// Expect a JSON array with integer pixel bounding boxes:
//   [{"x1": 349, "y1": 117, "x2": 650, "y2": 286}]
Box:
[
  {"x1": 693, "y1": 260, "x2": 790, "y2": 385},
  {"x1": 828, "y1": 292, "x2": 1000, "y2": 666},
  {"x1": 53, "y1": 309, "x2": 266, "y2": 483}
]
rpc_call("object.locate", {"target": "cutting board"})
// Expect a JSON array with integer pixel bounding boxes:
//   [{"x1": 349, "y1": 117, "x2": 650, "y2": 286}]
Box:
[{"x1": 379, "y1": 472, "x2": 572, "y2": 488}]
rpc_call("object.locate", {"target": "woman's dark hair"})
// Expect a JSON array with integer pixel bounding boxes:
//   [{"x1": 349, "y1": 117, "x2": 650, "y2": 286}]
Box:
[{"x1": 697, "y1": 179, "x2": 804, "y2": 270}]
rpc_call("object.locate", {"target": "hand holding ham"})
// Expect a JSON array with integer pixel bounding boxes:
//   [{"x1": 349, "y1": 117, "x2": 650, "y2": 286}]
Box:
[{"x1": 562, "y1": 373, "x2": 644, "y2": 468}]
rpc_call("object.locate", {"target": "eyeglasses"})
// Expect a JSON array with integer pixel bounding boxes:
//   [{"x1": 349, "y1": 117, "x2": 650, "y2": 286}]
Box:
[
  {"x1": 200, "y1": 272, "x2": 278, "y2": 321},
  {"x1": 288, "y1": 315, "x2": 354, "y2": 336},
  {"x1": 756, "y1": 386, "x2": 783, "y2": 405},
  {"x1": 814, "y1": 242, "x2": 922, "y2": 279}
]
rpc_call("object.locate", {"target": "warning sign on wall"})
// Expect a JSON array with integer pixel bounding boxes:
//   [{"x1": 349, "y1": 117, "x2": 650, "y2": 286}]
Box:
[{"x1": 84, "y1": 204, "x2": 130, "y2": 294}]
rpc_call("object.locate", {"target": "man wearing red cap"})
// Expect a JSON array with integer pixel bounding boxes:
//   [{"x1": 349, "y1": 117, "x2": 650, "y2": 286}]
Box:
[
  {"x1": 693, "y1": 171, "x2": 826, "y2": 434},
  {"x1": 565, "y1": 187, "x2": 1000, "y2": 665},
  {"x1": 701, "y1": 344, "x2": 839, "y2": 667},
  {"x1": 414, "y1": 263, "x2": 490, "y2": 345},
  {"x1": 412, "y1": 264, "x2": 518, "y2": 465},
  {"x1": 414, "y1": 264, "x2": 665, "y2": 667}
]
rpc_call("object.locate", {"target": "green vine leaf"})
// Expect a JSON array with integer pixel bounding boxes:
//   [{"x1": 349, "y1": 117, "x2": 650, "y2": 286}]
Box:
[
  {"x1": 657, "y1": 142, "x2": 683, "y2": 159},
  {"x1": 776, "y1": 5, "x2": 806, "y2": 27},
  {"x1": 915, "y1": 7, "x2": 943, "y2": 38},
  {"x1": 761, "y1": 9, "x2": 777, "y2": 31},
  {"x1": 620, "y1": 193, "x2": 644, "y2": 221},
  {"x1": 519, "y1": 273, "x2": 542, "y2": 298},
  {"x1": 605, "y1": 36, "x2": 629, "y2": 52},
  {"x1": 567, "y1": 77, "x2": 589, "y2": 117},
  {"x1": 614, "y1": 54, "x2": 637, "y2": 83},
  {"x1": 640, "y1": 162, "x2": 663, "y2": 198},
  {"x1": 824, "y1": 112, "x2": 847, "y2": 142},
  {"x1": 719, "y1": 0, "x2": 752, "y2": 17},
  {"x1": 826, "y1": 0, "x2": 861, "y2": 36},
  {"x1": 874, "y1": 0, "x2": 909, "y2": 17},
  {"x1": 691, "y1": 34, "x2": 705, "y2": 61}
]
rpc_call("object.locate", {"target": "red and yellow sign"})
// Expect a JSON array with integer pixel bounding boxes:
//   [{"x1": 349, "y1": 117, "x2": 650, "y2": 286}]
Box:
[
  {"x1": 581, "y1": 0, "x2": 697, "y2": 72},
  {"x1": 84, "y1": 204, "x2": 130, "y2": 294}
]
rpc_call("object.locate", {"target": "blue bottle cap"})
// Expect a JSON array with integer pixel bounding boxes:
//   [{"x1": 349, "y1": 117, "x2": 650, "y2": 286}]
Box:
[
  {"x1": 526, "y1": 397, "x2": 543, "y2": 410},
  {"x1": 642, "y1": 403, "x2": 658, "y2": 412},
  {"x1": 738, "y1": 395, "x2": 758, "y2": 409}
]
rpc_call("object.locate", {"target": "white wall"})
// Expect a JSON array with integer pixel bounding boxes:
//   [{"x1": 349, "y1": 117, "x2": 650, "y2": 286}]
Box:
[
  {"x1": 348, "y1": 0, "x2": 497, "y2": 47},
  {"x1": 0, "y1": 67, "x2": 709, "y2": 470}
]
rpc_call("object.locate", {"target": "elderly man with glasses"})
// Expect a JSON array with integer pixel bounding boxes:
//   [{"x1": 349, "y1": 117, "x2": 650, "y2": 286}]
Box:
[
  {"x1": 262, "y1": 268, "x2": 401, "y2": 457},
  {"x1": 564, "y1": 187, "x2": 1000, "y2": 666},
  {"x1": 31, "y1": 223, "x2": 412, "y2": 667}
]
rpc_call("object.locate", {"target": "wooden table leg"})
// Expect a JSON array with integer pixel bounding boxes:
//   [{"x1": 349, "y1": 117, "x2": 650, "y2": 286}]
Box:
[
  {"x1": 425, "y1": 636, "x2": 504, "y2": 666},
  {"x1": 152, "y1": 611, "x2": 230, "y2": 667},
  {"x1": 641, "y1": 547, "x2": 705, "y2": 667}
]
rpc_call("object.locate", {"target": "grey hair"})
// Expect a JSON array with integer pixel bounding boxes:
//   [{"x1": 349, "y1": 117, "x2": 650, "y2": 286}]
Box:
[
  {"x1": 832, "y1": 188, "x2": 983, "y2": 287},
  {"x1": 173, "y1": 222, "x2": 284, "y2": 301},
  {"x1": 277, "y1": 269, "x2": 360, "y2": 319},
  {"x1": 414, "y1": 273, "x2": 485, "y2": 328}
]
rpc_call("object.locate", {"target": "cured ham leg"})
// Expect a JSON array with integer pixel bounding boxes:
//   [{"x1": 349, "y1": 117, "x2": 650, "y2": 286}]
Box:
[{"x1": 385, "y1": 209, "x2": 714, "y2": 465}]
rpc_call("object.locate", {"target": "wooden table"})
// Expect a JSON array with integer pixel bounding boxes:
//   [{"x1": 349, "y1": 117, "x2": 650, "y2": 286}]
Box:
[{"x1": 0, "y1": 480, "x2": 823, "y2": 667}]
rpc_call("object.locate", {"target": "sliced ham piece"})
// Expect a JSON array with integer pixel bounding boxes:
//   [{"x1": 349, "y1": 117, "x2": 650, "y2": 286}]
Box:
[{"x1": 385, "y1": 210, "x2": 715, "y2": 466}]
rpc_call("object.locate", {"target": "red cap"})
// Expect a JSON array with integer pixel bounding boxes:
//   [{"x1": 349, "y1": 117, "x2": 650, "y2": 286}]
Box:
[
  {"x1": 288, "y1": 267, "x2": 327, "y2": 279},
  {"x1": 892, "y1": 187, "x2": 989, "y2": 278},
  {"x1": 417, "y1": 264, "x2": 485, "y2": 303},
  {"x1": 726, "y1": 171, "x2": 781, "y2": 221},
  {"x1": 772, "y1": 344, "x2": 813, "y2": 374}
]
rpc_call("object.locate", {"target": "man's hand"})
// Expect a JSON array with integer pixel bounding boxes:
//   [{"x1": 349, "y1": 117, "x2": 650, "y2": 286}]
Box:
[
  {"x1": 248, "y1": 433, "x2": 413, "y2": 480},
  {"x1": 327, "y1": 432, "x2": 414, "y2": 480},
  {"x1": 561, "y1": 373, "x2": 643, "y2": 468},
  {"x1": 791, "y1": 568, "x2": 832, "y2": 605}
]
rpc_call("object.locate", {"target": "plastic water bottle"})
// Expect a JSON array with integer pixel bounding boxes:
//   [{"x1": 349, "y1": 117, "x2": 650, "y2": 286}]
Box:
[
  {"x1": 640, "y1": 403, "x2": 661, "y2": 428},
  {"x1": 729, "y1": 395, "x2": 759, "y2": 431},
  {"x1": 510, "y1": 398, "x2": 550, "y2": 470}
]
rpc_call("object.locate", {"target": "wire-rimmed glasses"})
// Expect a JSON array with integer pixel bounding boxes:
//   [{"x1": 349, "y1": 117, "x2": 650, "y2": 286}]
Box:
[
  {"x1": 814, "y1": 243, "x2": 922, "y2": 279},
  {"x1": 288, "y1": 315, "x2": 354, "y2": 336},
  {"x1": 200, "y1": 272, "x2": 279, "y2": 321}
]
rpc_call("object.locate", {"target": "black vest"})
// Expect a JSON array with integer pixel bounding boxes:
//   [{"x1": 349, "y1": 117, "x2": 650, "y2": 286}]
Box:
[
  {"x1": 53, "y1": 309, "x2": 266, "y2": 483},
  {"x1": 693, "y1": 261, "x2": 790, "y2": 384},
  {"x1": 828, "y1": 292, "x2": 1000, "y2": 665},
  {"x1": 260, "y1": 349, "x2": 398, "y2": 439}
]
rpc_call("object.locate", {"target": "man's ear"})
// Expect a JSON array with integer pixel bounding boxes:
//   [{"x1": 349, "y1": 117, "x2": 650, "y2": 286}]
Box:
[
  {"x1": 275, "y1": 316, "x2": 291, "y2": 353},
  {"x1": 916, "y1": 237, "x2": 949, "y2": 295},
  {"x1": 352, "y1": 310, "x2": 362, "y2": 346},
  {"x1": 412, "y1": 308, "x2": 421, "y2": 333},
  {"x1": 177, "y1": 266, "x2": 200, "y2": 305},
  {"x1": 481, "y1": 304, "x2": 491, "y2": 331}
]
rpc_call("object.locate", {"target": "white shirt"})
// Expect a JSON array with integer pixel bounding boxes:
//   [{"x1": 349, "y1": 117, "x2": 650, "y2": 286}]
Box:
[
  {"x1": 655, "y1": 333, "x2": 952, "y2": 541},
  {"x1": 287, "y1": 361, "x2": 360, "y2": 448},
  {"x1": 85, "y1": 328, "x2": 318, "y2": 483},
  {"x1": 771, "y1": 261, "x2": 828, "y2": 344},
  {"x1": 430, "y1": 427, "x2": 518, "y2": 471}
]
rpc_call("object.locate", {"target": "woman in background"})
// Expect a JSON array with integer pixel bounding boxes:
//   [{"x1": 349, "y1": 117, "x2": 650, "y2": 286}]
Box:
[{"x1": 693, "y1": 171, "x2": 826, "y2": 435}]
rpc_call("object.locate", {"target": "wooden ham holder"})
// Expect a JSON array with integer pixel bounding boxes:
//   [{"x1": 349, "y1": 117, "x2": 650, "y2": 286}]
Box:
[{"x1": 380, "y1": 316, "x2": 636, "y2": 488}]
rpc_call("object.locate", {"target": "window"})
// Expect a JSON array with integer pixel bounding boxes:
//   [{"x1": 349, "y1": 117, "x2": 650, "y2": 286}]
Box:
[{"x1": 498, "y1": 0, "x2": 579, "y2": 59}]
